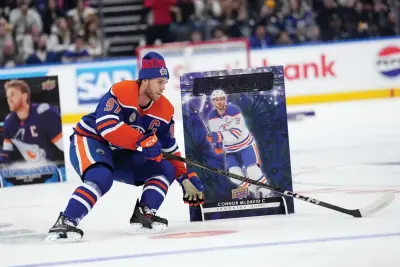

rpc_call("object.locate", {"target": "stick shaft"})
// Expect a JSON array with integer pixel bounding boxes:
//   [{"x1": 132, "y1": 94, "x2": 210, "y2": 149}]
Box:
[{"x1": 163, "y1": 152, "x2": 361, "y2": 217}]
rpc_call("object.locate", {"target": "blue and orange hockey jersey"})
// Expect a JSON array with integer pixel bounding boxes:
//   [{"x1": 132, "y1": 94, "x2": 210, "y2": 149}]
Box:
[
  {"x1": 0, "y1": 103, "x2": 64, "y2": 163},
  {"x1": 74, "y1": 80, "x2": 187, "y2": 177}
]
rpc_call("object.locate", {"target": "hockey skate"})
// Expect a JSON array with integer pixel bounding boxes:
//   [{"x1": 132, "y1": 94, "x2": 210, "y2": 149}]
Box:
[
  {"x1": 127, "y1": 199, "x2": 168, "y2": 234},
  {"x1": 44, "y1": 212, "x2": 83, "y2": 242}
]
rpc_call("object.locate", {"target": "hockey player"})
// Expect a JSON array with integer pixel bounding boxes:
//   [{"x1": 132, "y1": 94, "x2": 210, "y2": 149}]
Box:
[
  {"x1": 0, "y1": 79, "x2": 64, "y2": 165},
  {"x1": 46, "y1": 52, "x2": 205, "y2": 242},
  {"x1": 206, "y1": 90, "x2": 272, "y2": 198}
]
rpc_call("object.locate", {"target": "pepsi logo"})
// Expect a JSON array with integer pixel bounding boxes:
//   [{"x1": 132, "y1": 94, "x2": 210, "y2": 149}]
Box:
[{"x1": 376, "y1": 46, "x2": 400, "y2": 78}]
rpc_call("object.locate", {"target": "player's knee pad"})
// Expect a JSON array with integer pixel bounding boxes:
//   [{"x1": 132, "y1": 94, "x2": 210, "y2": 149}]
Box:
[
  {"x1": 246, "y1": 164, "x2": 264, "y2": 180},
  {"x1": 83, "y1": 163, "x2": 114, "y2": 195},
  {"x1": 229, "y1": 166, "x2": 244, "y2": 186}
]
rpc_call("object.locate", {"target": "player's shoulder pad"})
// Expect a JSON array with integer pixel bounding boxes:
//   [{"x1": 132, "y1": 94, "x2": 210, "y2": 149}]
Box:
[
  {"x1": 110, "y1": 80, "x2": 139, "y2": 110},
  {"x1": 145, "y1": 95, "x2": 174, "y2": 124},
  {"x1": 208, "y1": 109, "x2": 219, "y2": 120},
  {"x1": 36, "y1": 103, "x2": 51, "y2": 114},
  {"x1": 4, "y1": 112, "x2": 16, "y2": 126},
  {"x1": 226, "y1": 105, "x2": 241, "y2": 116}
]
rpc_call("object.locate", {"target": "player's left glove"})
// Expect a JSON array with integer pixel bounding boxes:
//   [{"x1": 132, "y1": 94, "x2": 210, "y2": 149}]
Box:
[
  {"x1": 136, "y1": 132, "x2": 162, "y2": 162},
  {"x1": 177, "y1": 172, "x2": 205, "y2": 206}
]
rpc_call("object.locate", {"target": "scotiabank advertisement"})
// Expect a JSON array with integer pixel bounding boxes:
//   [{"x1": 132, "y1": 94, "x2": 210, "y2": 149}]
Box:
[{"x1": 250, "y1": 38, "x2": 399, "y2": 96}]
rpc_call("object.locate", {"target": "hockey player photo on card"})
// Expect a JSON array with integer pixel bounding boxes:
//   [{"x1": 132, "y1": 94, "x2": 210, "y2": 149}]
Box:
[
  {"x1": 180, "y1": 67, "x2": 294, "y2": 221},
  {"x1": 0, "y1": 76, "x2": 66, "y2": 187}
]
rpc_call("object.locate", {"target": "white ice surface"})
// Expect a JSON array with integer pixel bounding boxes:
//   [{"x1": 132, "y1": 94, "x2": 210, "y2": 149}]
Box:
[{"x1": 0, "y1": 98, "x2": 399, "y2": 267}]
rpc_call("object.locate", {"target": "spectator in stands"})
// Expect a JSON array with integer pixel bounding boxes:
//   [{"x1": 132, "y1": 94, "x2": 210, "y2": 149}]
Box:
[
  {"x1": 258, "y1": 0, "x2": 284, "y2": 44},
  {"x1": 0, "y1": 39, "x2": 23, "y2": 68},
  {"x1": 17, "y1": 23, "x2": 41, "y2": 60},
  {"x1": 275, "y1": 30, "x2": 294, "y2": 45},
  {"x1": 190, "y1": 27, "x2": 204, "y2": 42},
  {"x1": 9, "y1": 0, "x2": 42, "y2": 38},
  {"x1": 249, "y1": 23, "x2": 273, "y2": 48},
  {"x1": 67, "y1": 0, "x2": 96, "y2": 34},
  {"x1": 283, "y1": 0, "x2": 314, "y2": 43},
  {"x1": 48, "y1": 17, "x2": 72, "y2": 53},
  {"x1": 170, "y1": 0, "x2": 197, "y2": 41},
  {"x1": 212, "y1": 26, "x2": 228, "y2": 41},
  {"x1": 193, "y1": 0, "x2": 222, "y2": 39},
  {"x1": 85, "y1": 19, "x2": 106, "y2": 57},
  {"x1": 40, "y1": 0, "x2": 66, "y2": 35},
  {"x1": 61, "y1": 32, "x2": 91, "y2": 63},
  {"x1": 0, "y1": 17, "x2": 13, "y2": 53},
  {"x1": 143, "y1": 0, "x2": 177, "y2": 45},
  {"x1": 25, "y1": 33, "x2": 58, "y2": 65}
]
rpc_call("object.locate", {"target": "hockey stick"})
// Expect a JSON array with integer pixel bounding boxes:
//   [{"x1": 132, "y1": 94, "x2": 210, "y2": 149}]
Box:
[{"x1": 163, "y1": 152, "x2": 395, "y2": 218}]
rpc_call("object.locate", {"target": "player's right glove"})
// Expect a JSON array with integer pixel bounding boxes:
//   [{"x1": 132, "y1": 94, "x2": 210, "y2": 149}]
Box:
[
  {"x1": 177, "y1": 172, "x2": 205, "y2": 206},
  {"x1": 136, "y1": 132, "x2": 162, "y2": 162},
  {"x1": 207, "y1": 131, "x2": 223, "y2": 144}
]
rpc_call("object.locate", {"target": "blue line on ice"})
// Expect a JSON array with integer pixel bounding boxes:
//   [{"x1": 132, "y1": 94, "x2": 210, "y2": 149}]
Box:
[{"x1": 10, "y1": 232, "x2": 400, "y2": 267}]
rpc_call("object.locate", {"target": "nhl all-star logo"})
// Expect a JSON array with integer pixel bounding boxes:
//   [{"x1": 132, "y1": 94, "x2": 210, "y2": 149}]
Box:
[
  {"x1": 96, "y1": 148, "x2": 105, "y2": 155},
  {"x1": 160, "y1": 67, "x2": 168, "y2": 76},
  {"x1": 129, "y1": 112, "x2": 136, "y2": 122}
]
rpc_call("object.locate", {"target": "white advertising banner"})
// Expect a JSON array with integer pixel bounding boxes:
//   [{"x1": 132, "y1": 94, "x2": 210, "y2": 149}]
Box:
[
  {"x1": 0, "y1": 37, "x2": 398, "y2": 121},
  {"x1": 250, "y1": 38, "x2": 399, "y2": 96}
]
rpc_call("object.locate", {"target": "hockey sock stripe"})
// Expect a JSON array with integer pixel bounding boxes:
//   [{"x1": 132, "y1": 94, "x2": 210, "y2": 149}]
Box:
[
  {"x1": 142, "y1": 185, "x2": 166, "y2": 198},
  {"x1": 81, "y1": 182, "x2": 102, "y2": 199},
  {"x1": 150, "y1": 175, "x2": 171, "y2": 187},
  {"x1": 74, "y1": 188, "x2": 97, "y2": 206},
  {"x1": 258, "y1": 176, "x2": 267, "y2": 184},
  {"x1": 71, "y1": 195, "x2": 92, "y2": 212},
  {"x1": 145, "y1": 180, "x2": 168, "y2": 192}
]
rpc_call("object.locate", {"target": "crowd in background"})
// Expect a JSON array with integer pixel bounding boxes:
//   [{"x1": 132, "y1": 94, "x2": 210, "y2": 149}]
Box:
[
  {"x1": 0, "y1": 0, "x2": 399, "y2": 68},
  {"x1": 143, "y1": 0, "x2": 398, "y2": 47},
  {"x1": 0, "y1": 0, "x2": 103, "y2": 68}
]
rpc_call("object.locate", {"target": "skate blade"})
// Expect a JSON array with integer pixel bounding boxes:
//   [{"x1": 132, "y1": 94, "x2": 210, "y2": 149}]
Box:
[
  {"x1": 126, "y1": 222, "x2": 167, "y2": 235},
  {"x1": 43, "y1": 232, "x2": 82, "y2": 243}
]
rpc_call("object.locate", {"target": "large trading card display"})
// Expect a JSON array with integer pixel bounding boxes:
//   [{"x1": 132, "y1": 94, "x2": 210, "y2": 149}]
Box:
[{"x1": 180, "y1": 67, "x2": 294, "y2": 221}]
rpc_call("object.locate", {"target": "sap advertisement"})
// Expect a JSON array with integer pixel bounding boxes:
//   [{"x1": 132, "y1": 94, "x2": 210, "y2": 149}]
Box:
[{"x1": 76, "y1": 62, "x2": 136, "y2": 105}]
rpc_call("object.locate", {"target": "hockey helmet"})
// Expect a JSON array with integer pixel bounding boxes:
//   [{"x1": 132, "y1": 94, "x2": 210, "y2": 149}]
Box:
[{"x1": 211, "y1": 89, "x2": 226, "y2": 99}]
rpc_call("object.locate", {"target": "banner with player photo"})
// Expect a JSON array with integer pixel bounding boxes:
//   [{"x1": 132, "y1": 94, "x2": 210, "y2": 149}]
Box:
[
  {"x1": 180, "y1": 66, "x2": 294, "y2": 221},
  {"x1": 0, "y1": 76, "x2": 66, "y2": 188}
]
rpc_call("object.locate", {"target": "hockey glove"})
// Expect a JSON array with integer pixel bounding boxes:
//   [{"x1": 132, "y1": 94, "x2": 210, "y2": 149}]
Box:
[
  {"x1": 136, "y1": 132, "x2": 162, "y2": 162},
  {"x1": 177, "y1": 172, "x2": 205, "y2": 206},
  {"x1": 207, "y1": 131, "x2": 223, "y2": 144},
  {"x1": 213, "y1": 142, "x2": 224, "y2": 155}
]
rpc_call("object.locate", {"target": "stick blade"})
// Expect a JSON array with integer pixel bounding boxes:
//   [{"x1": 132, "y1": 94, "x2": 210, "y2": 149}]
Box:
[{"x1": 357, "y1": 192, "x2": 396, "y2": 217}]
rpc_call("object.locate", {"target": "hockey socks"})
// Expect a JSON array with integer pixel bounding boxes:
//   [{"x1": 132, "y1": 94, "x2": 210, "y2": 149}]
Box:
[
  {"x1": 140, "y1": 175, "x2": 171, "y2": 210},
  {"x1": 64, "y1": 164, "x2": 111, "y2": 224},
  {"x1": 64, "y1": 181, "x2": 101, "y2": 224}
]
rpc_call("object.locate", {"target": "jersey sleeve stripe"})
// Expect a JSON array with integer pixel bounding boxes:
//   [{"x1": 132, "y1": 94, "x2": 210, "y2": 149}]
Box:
[
  {"x1": 100, "y1": 121, "x2": 124, "y2": 137},
  {"x1": 96, "y1": 114, "x2": 120, "y2": 124},
  {"x1": 74, "y1": 126, "x2": 103, "y2": 141},
  {"x1": 231, "y1": 127, "x2": 242, "y2": 133},
  {"x1": 79, "y1": 120, "x2": 97, "y2": 134},
  {"x1": 162, "y1": 143, "x2": 178, "y2": 153},
  {"x1": 97, "y1": 119, "x2": 118, "y2": 130},
  {"x1": 51, "y1": 132, "x2": 63, "y2": 143},
  {"x1": 229, "y1": 130, "x2": 240, "y2": 139}
]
